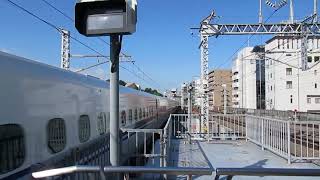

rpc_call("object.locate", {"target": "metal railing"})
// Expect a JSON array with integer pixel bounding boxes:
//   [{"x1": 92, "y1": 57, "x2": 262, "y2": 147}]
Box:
[
  {"x1": 246, "y1": 115, "x2": 320, "y2": 163},
  {"x1": 32, "y1": 165, "x2": 213, "y2": 180},
  {"x1": 208, "y1": 114, "x2": 246, "y2": 139},
  {"x1": 121, "y1": 114, "x2": 173, "y2": 167},
  {"x1": 172, "y1": 114, "x2": 320, "y2": 164},
  {"x1": 211, "y1": 106, "x2": 320, "y2": 121},
  {"x1": 170, "y1": 114, "x2": 201, "y2": 138}
]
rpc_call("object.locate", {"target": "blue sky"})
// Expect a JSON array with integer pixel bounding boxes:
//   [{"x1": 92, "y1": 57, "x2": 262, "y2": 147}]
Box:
[{"x1": 0, "y1": 0, "x2": 317, "y2": 91}]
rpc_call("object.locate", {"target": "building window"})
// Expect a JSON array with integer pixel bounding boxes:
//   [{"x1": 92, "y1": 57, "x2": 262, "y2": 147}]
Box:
[
  {"x1": 271, "y1": 86, "x2": 273, "y2": 91},
  {"x1": 316, "y1": 98, "x2": 320, "y2": 104},
  {"x1": 146, "y1": 108, "x2": 149, "y2": 117},
  {"x1": 128, "y1": 109, "x2": 133, "y2": 122},
  {"x1": 270, "y1": 73, "x2": 273, "y2": 79},
  {"x1": 286, "y1": 81, "x2": 293, "y2": 89},
  {"x1": 47, "y1": 118, "x2": 66, "y2": 153},
  {"x1": 134, "y1": 108, "x2": 138, "y2": 121},
  {"x1": 290, "y1": 95, "x2": 293, "y2": 104},
  {"x1": 286, "y1": 68, "x2": 292, "y2": 75},
  {"x1": 121, "y1": 111, "x2": 126, "y2": 125},
  {"x1": 79, "y1": 115, "x2": 90, "y2": 143},
  {"x1": 0, "y1": 124, "x2": 25, "y2": 174},
  {"x1": 143, "y1": 108, "x2": 146, "y2": 118},
  {"x1": 97, "y1": 112, "x2": 107, "y2": 135},
  {"x1": 139, "y1": 108, "x2": 142, "y2": 119},
  {"x1": 316, "y1": 83, "x2": 318, "y2": 89},
  {"x1": 315, "y1": 56, "x2": 320, "y2": 62},
  {"x1": 315, "y1": 70, "x2": 318, "y2": 75},
  {"x1": 308, "y1": 56, "x2": 313, "y2": 63},
  {"x1": 307, "y1": 97, "x2": 311, "y2": 104}
]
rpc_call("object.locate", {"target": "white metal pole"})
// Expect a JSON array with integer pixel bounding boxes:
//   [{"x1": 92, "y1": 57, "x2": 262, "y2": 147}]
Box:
[
  {"x1": 223, "y1": 84, "x2": 227, "y2": 115},
  {"x1": 259, "y1": 0, "x2": 263, "y2": 24},
  {"x1": 314, "y1": 0, "x2": 318, "y2": 22},
  {"x1": 110, "y1": 35, "x2": 121, "y2": 180},
  {"x1": 287, "y1": 121, "x2": 291, "y2": 164},
  {"x1": 289, "y1": 0, "x2": 294, "y2": 23}
]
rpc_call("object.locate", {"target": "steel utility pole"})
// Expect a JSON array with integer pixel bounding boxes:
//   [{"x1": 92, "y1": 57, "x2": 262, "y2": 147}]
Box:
[
  {"x1": 259, "y1": 0, "x2": 263, "y2": 24},
  {"x1": 188, "y1": 83, "x2": 193, "y2": 142},
  {"x1": 289, "y1": 0, "x2": 295, "y2": 23},
  {"x1": 60, "y1": 29, "x2": 70, "y2": 69},
  {"x1": 110, "y1": 34, "x2": 122, "y2": 169},
  {"x1": 222, "y1": 84, "x2": 227, "y2": 115},
  {"x1": 315, "y1": 0, "x2": 318, "y2": 22},
  {"x1": 200, "y1": 12, "x2": 214, "y2": 135}
]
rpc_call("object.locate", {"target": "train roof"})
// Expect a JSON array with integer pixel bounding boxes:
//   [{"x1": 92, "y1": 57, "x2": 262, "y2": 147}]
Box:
[{"x1": 0, "y1": 51, "x2": 167, "y2": 100}]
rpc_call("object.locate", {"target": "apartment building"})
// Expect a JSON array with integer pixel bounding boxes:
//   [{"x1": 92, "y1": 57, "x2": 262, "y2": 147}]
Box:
[
  {"x1": 265, "y1": 36, "x2": 320, "y2": 112},
  {"x1": 232, "y1": 47, "x2": 265, "y2": 109},
  {"x1": 208, "y1": 69, "x2": 232, "y2": 109}
]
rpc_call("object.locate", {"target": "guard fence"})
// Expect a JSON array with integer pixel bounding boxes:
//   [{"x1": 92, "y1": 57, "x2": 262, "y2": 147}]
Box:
[
  {"x1": 211, "y1": 106, "x2": 320, "y2": 121},
  {"x1": 29, "y1": 113, "x2": 320, "y2": 180},
  {"x1": 171, "y1": 113, "x2": 320, "y2": 164}
]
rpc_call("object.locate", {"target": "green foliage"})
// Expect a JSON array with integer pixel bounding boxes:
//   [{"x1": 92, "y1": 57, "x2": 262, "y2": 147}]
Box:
[
  {"x1": 119, "y1": 80, "x2": 127, "y2": 86},
  {"x1": 144, "y1": 88, "x2": 163, "y2": 97}
]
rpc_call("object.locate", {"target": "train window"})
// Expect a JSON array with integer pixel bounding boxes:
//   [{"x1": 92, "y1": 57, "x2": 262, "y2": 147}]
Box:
[
  {"x1": 134, "y1": 109, "x2": 138, "y2": 121},
  {"x1": 121, "y1": 111, "x2": 126, "y2": 125},
  {"x1": 128, "y1": 109, "x2": 133, "y2": 122},
  {"x1": 139, "y1": 108, "x2": 142, "y2": 119},
  {"x1": 47, "y1": 118, "x2": 66, "y2": 153},
  {"x1": 0, "y1": 124, "x2": 25, "y2": 175},
  {"x1": 151, "y1": 107, "x2": 154, "y2": 116},
  {"x1": 146, "y1": 107, "x2": 149, "y2": 117},
  {"x1": 97, "y1": 112, "x2": 107, "y2": 135},
  {"x1": 78, "y1": 115, "x2": 90, "y2": 143}
]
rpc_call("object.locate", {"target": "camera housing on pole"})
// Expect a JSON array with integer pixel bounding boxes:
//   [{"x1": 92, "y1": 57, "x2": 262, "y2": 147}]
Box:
[{"x1": 75, "y1": 0, "x2": 137, "y2": 36}]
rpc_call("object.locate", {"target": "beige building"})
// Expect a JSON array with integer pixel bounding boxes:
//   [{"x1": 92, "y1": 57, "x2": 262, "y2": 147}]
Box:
[{"x1": 208, "y1": 69, "x2": 232, "y2": 109}]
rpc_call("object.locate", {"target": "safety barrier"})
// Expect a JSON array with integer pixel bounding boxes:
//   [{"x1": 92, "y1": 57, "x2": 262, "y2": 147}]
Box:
[
  {"x1": 208, "y1": 114, "x2": 246, "y2": 139},
  {"x1": 246, "y1": 115, "x2": 320, "y2": 163},
  {"x1": 121, "y1": 115, "x2": 173, "y2": 167},
  {"x1": 171, "y1": 114, "x2": 320, "y2": 164},
  {"x1": 32, "y1": 165, "x2": 213, "y2": 180}
]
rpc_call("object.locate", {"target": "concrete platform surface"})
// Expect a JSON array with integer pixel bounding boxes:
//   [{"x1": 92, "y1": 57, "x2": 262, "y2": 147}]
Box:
[{"x1": 169, "y1": 139, "x2": 320, "y2": 180}]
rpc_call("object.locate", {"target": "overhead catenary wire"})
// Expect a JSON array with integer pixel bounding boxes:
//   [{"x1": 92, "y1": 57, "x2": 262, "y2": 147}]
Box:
[
  {"x1": 39, "y1": 0, "x2": 161, "y2": 91},
  {"x1": 215, "y1": 7, "x2": 283, "y2": 69},
  {"x1": 6, "y1": 0, "x2": 161, "y2": 91}
]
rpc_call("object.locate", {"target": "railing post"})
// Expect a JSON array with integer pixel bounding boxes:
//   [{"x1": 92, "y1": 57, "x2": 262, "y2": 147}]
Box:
[
  {"x1": 160, "y1": 131, "x2": 164, "y2": 168},
  {"x1": 245, "y1": 115, "x2": 248, "y2": 142},
  {"x1": 287, "y1": 121, "x2": 291, "y2": 164},
  {"x1": 261, "y1": 119, "x2": 264, "y2": 151}
]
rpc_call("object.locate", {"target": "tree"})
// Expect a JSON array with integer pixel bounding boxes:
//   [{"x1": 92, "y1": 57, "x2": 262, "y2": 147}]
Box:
[
  {"x1": 144, "y1": 88, "x2": 163, "y2": 97},
  {"x1": 119, "y1": 80, "x2": 126, "y2": 86}
]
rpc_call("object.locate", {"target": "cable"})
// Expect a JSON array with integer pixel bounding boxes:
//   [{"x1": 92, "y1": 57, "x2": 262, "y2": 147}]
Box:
[
  {"x1": 39, "y1": 0, "x2": 161, "y2": 90},
  {"x1": 7, "y1": 0, "x2": 161, "y2": 91},
  {"x1": 215, "y1": 8, "x2": 282, "y2": 69},
  {"x1": 6, "y1": 0, "x2": 60, "y2": 32}
]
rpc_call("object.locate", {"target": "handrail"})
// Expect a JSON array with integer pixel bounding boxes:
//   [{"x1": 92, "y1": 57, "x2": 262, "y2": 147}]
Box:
[
  {"x1": 32, "y1": 165, "x2": 213, "y2": 179},
  {"x1": 215, "y1": 168, "x2": 320, "y2": 179}
]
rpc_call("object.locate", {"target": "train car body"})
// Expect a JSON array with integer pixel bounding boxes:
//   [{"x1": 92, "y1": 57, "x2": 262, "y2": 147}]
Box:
[{"x1": 0, "y1": 51, "x2": 178, "y2": 179}]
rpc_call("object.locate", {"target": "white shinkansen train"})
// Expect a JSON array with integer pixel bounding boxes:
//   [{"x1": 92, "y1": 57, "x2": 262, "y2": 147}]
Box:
[{"x1": 0, "y1": 51, "x2": 178, "y2": 179}]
